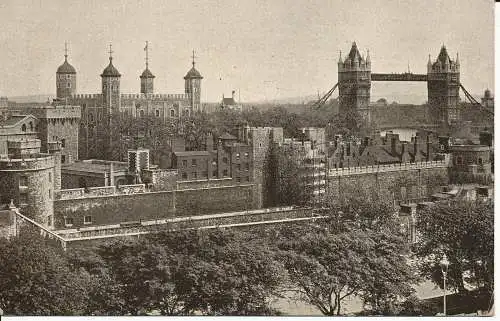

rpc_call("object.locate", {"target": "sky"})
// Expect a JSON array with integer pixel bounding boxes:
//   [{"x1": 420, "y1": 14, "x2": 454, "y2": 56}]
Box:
[{"x1": 0, "y1": 0, "x2": 494, "y2": 103}]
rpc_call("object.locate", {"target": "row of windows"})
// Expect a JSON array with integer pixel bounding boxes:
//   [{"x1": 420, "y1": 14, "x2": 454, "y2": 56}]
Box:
[
  {"x1": 21, "y1": 122, "x2": 35, "y2": 132},
  {"x1": 58, "y1": 74, "x2": 72, "y2": 80},
  {"x1": 64, "y1": 215, "x2": 92, "y2": 227},
  {"x1": 56, "y1": 82, "x2": 72, "y2": 89},
  {"x1": 181, "y1": 158, "x2": 250, "y2": 170},
  {"x1": 455, "y1": 156, "x2": 484, "y2": 165}
]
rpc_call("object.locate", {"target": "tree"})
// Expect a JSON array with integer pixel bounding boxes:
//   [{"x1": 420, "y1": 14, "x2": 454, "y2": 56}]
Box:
[
  {"x1": 276, "y1": 223, "x2": 416, "y2": 315},
  {"x1": 149, "y1": 229, "x2": 285, "y2": 315},
  {"x1": 414, "y1": 199, "x2": 494, "y2": 294},
  {"x1": 0, "y1": 230, "x2": 91, "y2": 315}
]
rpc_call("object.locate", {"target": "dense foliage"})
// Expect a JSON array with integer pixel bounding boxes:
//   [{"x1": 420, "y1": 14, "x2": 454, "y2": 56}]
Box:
[{"x1": 414, "y1": 199, "x2": 494, "y2": 294}]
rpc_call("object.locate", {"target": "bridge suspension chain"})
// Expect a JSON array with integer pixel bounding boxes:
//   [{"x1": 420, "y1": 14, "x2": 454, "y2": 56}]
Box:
[
  {"x1": 459, "y1": 83, "x2": 494, "y2": 115},
  {"x1": 312, "y1": 82, "x2": 338, "y2": 109}
]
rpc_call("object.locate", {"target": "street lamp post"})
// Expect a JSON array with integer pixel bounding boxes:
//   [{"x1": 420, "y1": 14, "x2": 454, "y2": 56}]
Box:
[{"x1": 440, "y1": 254, "x2": 450, "y2": 316}]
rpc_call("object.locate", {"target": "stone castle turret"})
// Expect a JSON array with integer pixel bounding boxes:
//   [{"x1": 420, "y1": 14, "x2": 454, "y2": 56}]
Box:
[
  {"x1": 56, "y1": 43, "x2": 77, "y2": 100},
  {"x1": 101, "y1": 44, "x2": 121, "y2": 114},
  {"x1": 184, "y1": 50, "x2": 203, "y2": 114}
]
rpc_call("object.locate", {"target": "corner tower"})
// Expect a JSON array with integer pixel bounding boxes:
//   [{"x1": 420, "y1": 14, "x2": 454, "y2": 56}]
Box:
[
  {"x1": 56, "y1": 43, "x2": 77, "y2": 99},
  {"x1": 140, "y1": 41, "x2": 155, "y2": 94},
  {"x1": 184, "y1": 50, "x2": 203, "y2": 113},
  {"x1": 101, "y1": 44, "x2": 121, "y2": 114},
  {"x1": 427, "y1": 45, "x2": 460, "y2": 125},
  {"x1": 338, "y1": 42, "x2": 371, "y2": 122}
]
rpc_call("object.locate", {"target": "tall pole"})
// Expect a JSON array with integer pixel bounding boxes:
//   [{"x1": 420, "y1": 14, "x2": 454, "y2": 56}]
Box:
[{"x1": 443, "y1": 270, "x2": 447, "y2": 316}]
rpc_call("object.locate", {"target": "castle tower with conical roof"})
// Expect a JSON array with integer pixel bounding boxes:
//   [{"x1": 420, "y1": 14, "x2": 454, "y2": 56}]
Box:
[
  {"x1": 101, "y1": 44, "x2": 121, "y2": 114},
  {"x1": 56, "y1": 43, "x2": 77, "y2": 99},
  {"x1": 427, "y1": 45, "x2": 460, "y2": 125},
  {"x1": 184, "y1": 50, "x2": 203, "y2": 114},
  {"x1": 140, "y1": 41, "x2": 155, "y2": 95},
  {"x1": 338, "y1": 42, "x2": 372, "y2": 123}
]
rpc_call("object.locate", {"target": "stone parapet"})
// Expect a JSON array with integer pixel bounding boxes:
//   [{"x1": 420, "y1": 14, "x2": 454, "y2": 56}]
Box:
[
  {"x1": 0, "y1": 154, "x2": 54, "y2": 171},
  {"x1": 328, "y1": 160, "x2": 448, "y2": 177}
]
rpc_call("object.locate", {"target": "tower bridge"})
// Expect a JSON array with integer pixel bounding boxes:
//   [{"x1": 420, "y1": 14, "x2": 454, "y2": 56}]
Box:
[{"x1": 314, "y1": 42, "x2": 493, "y2": 131}]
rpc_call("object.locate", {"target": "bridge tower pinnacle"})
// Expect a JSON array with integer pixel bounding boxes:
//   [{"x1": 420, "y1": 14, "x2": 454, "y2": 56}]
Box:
[{"x1": 338, "y1": 42, "x2": 371, "y2": 123}]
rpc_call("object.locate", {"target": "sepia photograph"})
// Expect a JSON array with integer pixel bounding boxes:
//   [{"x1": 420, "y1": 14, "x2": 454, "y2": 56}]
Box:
[{"x1": 0, "y1": 0, "x2": 494, "y2": 317}]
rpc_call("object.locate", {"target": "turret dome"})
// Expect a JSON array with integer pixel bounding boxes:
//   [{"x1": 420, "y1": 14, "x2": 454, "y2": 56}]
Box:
[
  {"x1": 101, "y1": 58, "x2": 121, "y2": 77},
  {"x1": 57, "y1": 58, "x2": 76, "y2": 74},
  {"x1": 140, "y1": 68, "x2": 155, "y2": 78}
]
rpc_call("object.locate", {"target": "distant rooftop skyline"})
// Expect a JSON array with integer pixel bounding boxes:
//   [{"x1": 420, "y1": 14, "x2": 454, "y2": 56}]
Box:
[{"x1": 0, "y1": 0, "x2": 494, "y2": 104}]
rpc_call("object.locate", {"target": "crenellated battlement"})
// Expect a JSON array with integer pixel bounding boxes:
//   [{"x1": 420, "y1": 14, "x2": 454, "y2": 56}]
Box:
[
  {"x1": 70, "y1": 94, "x2": 103, "y2": 99},
  {"x1": 120, "y1": 93, "x2": 188, "y2": 100},
  {"x1": 328, "y1": 160, "x2": 448, "y2": 177}
]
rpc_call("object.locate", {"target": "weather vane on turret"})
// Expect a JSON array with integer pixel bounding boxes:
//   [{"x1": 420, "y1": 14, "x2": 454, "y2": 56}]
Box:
[
  {"x1": 191, "y1": 49, "x2": 197, "y2": 67},
  {"x1": 144, "y1": 41, "x2": 149, "y2": 69},
  {"x1": 64, "y1": 42, "x2": 68, "y2": 60},
  {"x1": 109, "y1": 43, "x2": 113, "y2": 61}
]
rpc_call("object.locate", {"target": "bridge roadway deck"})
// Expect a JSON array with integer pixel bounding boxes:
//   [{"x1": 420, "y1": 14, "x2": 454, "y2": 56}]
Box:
[
  {"x1": 371, "y1": 73, "x2": 427, "y2": 82},
  {"x1": 52, "y1": 206, "x2": 320, "y2": 242}
]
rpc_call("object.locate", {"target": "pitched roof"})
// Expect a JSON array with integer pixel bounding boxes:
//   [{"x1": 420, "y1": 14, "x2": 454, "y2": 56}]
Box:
[
  {"x1": 219, "y1": 132, "x2": 237, "y2": 140},
  {"x1": 0, "y1": 115, "x2": 36, "y2": 127}
]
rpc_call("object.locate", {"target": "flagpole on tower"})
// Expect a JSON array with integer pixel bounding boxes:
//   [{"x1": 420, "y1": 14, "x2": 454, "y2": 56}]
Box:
[{"x1": 144, "y1": 41, "x2": 149, "y2": 69}]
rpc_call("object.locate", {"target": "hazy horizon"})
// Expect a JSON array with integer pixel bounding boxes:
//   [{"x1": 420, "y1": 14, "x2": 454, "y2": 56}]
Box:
[{"x1": 0, "y1": 0, "x2": 494, "y2": 103}]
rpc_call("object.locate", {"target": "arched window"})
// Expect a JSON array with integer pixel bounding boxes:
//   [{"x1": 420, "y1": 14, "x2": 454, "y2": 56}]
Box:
[
  {"x1": 155, "y1": 110, "x2": 160, "y2": 117},
  {"x1": 140, "y1": 110, "x2": 145, "y2": 117},
  {"x1": 61, "y1": 139, "x2": 66, "y2": 148},
  {"x1": 89, "y1": 113, "x2": 94, "y2": 122},
  {"x1": 170, "y1": 109, "x2": 175, "y2": 117},
  {"x1": 21, "y1": 124, "x2": 26, "y2": 132},
  {"x1": 29, "y1": 122, "x2": 33, "y2": 131}
]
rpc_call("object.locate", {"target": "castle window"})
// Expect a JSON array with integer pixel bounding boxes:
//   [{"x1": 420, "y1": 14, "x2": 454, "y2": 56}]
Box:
[
  {"x1": 64, "y1": 217, "x2": 74, "y2": 227},
  {"x1": 223, "y1": 169, "x2": 228, "y2": 177},
  {"x1": 61, "y1": 139, "x2": 66, "y2": 148},
  {"x1": 182, "y1": 160, "x2": 188, "y2": 167},
  {"x1": 67, "y1": 82, "x2": 71, "y2": 88},
  {"x1": 84, "y1": 215, "x2": 92, "y2": 225},
  {"x1": 48, "y1": 172, "x2": 52, "y2": 183},
  {"x1": 140, "y1": 110, "x2": 145, "y2": 117},
  {"x1": 21, "y1": 124, "x2": 26, "y2": 132},
  {"x1": 89, "y1": 113, "x2": 94, "y2": 122},
  {"x1": 456, "y1": 156, "x2": 463, "y2": 165},
  {"x1": 49, "y1": 188, "x2": 52, "y2": 200},
  {"x1": 192, "y1": 172, "x2": 197, "y2": 179},
  {"x1": 66, "y1": 74, "x2": 71, "y2": 80},
  {"x1": 213, "y1": 170, "x2": 217, "y2": 177},
  {"x1": 29, "y1": 122, "x2": 33, "y2": 131},
  {"x1": 478, "y1": 157, "x2": 483, "y2": 165},
  {"x1": 155, "y1": 110, "x2": 160, "y2": 117},
  {"x1": 47, "y1": 215, "x2": 53, "y2": 227},
  {"x1": 19, "y1": 175, "x2": 27, "y2": 187},
  {"x1": 192, "y1": 159, "x2": 197, "y2": 166},
  {"x1": 170, "y1": 109, "x2": 175, "y2": 117},
  {"x1": 245, "y1": 163, "x2": 250, "y2": 171},
  {"x1": 61, "y1": 155, "x2": 66, "y2": 164},
  {"x1": 181, "y1": 172, "x2": 187, "y2": 180}
]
